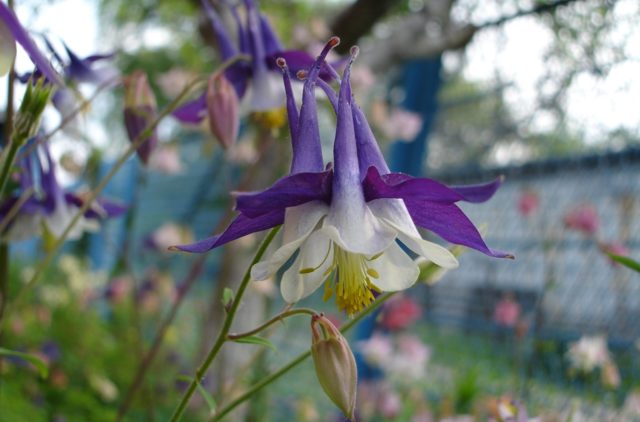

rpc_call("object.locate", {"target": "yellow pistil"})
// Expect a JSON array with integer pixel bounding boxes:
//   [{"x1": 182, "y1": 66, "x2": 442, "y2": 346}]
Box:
[{"x1": 302, "y1": 242, "x2": 382, "y2": 316}]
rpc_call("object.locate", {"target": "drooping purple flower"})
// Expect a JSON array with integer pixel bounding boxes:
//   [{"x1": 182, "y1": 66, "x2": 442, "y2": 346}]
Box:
[
  {"x1": 0, "y1": 2, "x2": 61, "y2": 84},
  {"x1": 0, "y1": 143, "x2": 126, "y2": 241},
  {"x1": 172, "y1": 0, "x2": 336, "y2": 123},
  {"x1": 123, "y1": 71, "x2": 158, "y2": 164},
  {"x1": 172, "y1": 38, "x2": 511, "y2": 315}
]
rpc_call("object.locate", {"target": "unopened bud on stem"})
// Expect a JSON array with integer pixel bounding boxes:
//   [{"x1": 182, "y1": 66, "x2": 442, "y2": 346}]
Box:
[
  {"x1": 310, "y1": 313, "x2": 357, "y2": 421},
  {"x1": 206, "y1": 73, "x2": 239, "y2": 149},
  {"x1": 123, "y1": 71, "x2": 158, "y2": 164}
]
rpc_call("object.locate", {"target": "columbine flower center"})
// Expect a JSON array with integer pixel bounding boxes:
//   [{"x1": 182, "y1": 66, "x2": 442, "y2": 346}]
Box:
[{"x1": 301, "y1": 242, "x2": 382, "y2": 316}]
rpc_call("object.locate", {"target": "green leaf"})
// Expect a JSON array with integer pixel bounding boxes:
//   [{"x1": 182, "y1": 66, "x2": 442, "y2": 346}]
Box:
[
  {"x1": 222, "y1": 287, "x2": 234, "y2": 308},
  {"x1": 0, "y1": 347, "x2": 49, "y2": 378},
  {"x1": 176, "y1": 375, "x2": 217, "y2": 414},
  {"x1": 607, "y1": 253, "x2": 640, "y2": 273},
  {"x1": 231, "y1": 335, "x2": 276, "y2": 351}
]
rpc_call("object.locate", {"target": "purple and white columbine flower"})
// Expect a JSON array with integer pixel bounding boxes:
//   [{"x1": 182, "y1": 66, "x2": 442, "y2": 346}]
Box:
[
  {"x1": 0, "y1": 144, "x2": 126, "y2": 241},
  {"x1": 173, "y1": 0, "x2": 336, "y2": 122},
  {"x1": 173, "y1": 39, "x2": 510, "y2": 315}
]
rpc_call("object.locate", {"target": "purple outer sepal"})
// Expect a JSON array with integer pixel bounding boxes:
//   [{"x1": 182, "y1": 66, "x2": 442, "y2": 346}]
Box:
[
  {"x1": 234, "y1": 171, "x2": 332, "y2": 218},
  {"x1": 172, "y1": 209, "x2": 284, "y2": 253}
]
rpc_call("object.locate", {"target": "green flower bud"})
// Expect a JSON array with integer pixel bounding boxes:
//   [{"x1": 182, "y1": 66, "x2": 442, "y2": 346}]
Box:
[
  {"x1": 13, "y1": 77, "x2": 53, "y2": 144},
  {"x1": 310, "y1": 314, "x2": 357, "y2": 421}
]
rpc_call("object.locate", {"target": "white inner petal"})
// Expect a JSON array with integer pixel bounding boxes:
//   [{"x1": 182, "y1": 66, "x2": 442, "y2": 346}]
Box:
[
  {"x1": 383, "y1": 218, "x2": 459, "y2": 269},
  {"x1": 251, "y1": 203, "x2": 328, "y2": 281},
  {"x1": 367, "y1": 198, "x2": 421, "y2": 238},
  {"x1": 367, "y1": 242, "x2": 420, "y2": 291},
  {"x1": 324, "y1": 195, "x2": 396, "y2": 255},
  {"x1": 247, "y1": 70, "x2": 285, "y2": 112},
  {"x1": 282, "y1": 201, "x2": 328, "y2": 244},
  {"x1": 280, "y1": 230, "x2": 333, "y2": 303}
]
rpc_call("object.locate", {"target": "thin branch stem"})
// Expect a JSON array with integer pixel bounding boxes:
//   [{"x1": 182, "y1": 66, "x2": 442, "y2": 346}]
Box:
[
  {"x1": 0, "y1": 187, "x2": 34, "y2": 235},
  {"x1": 117, "y1": 122, "x2": 272, "y2": 420},
  {"x1": 169, "y1": 226, "x2": 281, "y2": 422},
  {"x1": 211, "y1": 292, "x2": 396, "y2": 421},
  {"x1": 16, "y1": 75, "x2": 121, "y2": 162},
  {"x1": 227, "y1": 308, "x2": 317, "y2": 340}
]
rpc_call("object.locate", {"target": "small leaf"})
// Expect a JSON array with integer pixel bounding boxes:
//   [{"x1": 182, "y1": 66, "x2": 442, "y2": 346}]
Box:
[
  {"x1": 176, "y1": 375, "x2": 217, "y2": 415},
  {"x1": 607, "y1": 253, "x2": 640, "y2": 273},
  {"x1": 231, "y1": 335, "x2": 276, "y2": 351},
  {"x1": 0, "y1": 347, "x2": 49, "y2": 378},
  {"x1": 222, "y1": 287, "x2": 234, "y2": 308}
]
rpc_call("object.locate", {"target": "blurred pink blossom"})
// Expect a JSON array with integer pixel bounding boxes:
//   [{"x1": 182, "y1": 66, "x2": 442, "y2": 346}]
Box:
[
  {"x1": 564, "y1": 205, "x2": 599, "y2": 235},
  {"x1": 148, "y1": 145, "x2": 183, "y2": 174},
  {"x1": 379, "y1": 389, "x2": 402, "y2": 419},
  {"x1": 381, "y1": 108, "x2": 423, "y2": 142},
  {"x1": 351, "y1": 66, "x2": 376, "y2": 91},
  {"x1": 357, "y1": 333, "x2": 393, "y2": 366},
  {"x1": 386, "y1": 335, "x2": 431, "y2": 379},
  {"x1": 517, "y1": 190, "x2": 539, "y2": 217},
  {"x1": 381, "y1": 294, "x2": 422, "y2": 330},
  {"x1": 493, "y1": 293, "x2": 521, "y2": 327}
]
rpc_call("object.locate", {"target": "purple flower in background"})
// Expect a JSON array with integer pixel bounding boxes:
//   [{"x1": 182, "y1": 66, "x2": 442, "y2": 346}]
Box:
[
  {"x1": 173, "y1": 38, "x2": 510, "y2": 315},
  {"x1": 39, "y1": 39, "x2": 117, "y2": 121},
  {"x1": 0, "y1": 2, "x2": 61, "y2": 84},
  {"x1": 173, "y1": 0, "x2": 336, "y2": 122},
  {"x1": 0, "y1": 143, "x2": 126, "y2": 241}
]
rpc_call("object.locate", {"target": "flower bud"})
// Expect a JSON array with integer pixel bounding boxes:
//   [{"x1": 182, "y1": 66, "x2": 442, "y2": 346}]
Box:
[
  {"x1": 206, "y1": 73, "x2": 239, "y2": 149},
  {"x1": 310, "y1": 314, "x2": 357, "y2": 421},
  {"x1": 123, "y1": 71, "x2": 158, "y2": 164},
  {"x1": 13, "y1": 77, "x2": 52, "y2": 144}
]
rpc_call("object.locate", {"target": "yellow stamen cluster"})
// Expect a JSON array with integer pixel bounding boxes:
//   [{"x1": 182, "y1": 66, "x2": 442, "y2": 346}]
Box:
[
  {"x1": 301, "y1": 242, "x2": 382, "y2": 316},
  {"x1": 251, "y1": 107, "x2": 287, "y2": 129}
]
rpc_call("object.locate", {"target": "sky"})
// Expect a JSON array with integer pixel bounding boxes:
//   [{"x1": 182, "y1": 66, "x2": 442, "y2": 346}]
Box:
[{"x1": 5, "y1": 0, "x2": 640, "y2": 153}]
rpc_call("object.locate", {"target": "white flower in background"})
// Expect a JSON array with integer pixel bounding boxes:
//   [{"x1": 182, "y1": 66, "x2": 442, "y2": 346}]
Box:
[{"x1": 566, "y1": 335, "x2": 611, "y2": 373}]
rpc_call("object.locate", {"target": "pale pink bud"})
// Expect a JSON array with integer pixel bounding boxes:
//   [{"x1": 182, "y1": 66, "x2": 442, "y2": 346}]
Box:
[
  {"x1": 310, "y1": 314, "x2": 357, "y2": 421},
  {"x1": 564, "y1": 204, "x2": 599, "y2": 235},
  {"x1": 206, "y1": 73, "x2": 239, "y2": 149}
]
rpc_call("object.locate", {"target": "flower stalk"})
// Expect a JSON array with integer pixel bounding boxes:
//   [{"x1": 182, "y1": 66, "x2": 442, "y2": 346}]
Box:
[
  {"x1": 169, "y1": 225, "x2": 281, "y2": 422},
  {"x1": 210, "y1": 291, "x2": 396, "y2": 421}
]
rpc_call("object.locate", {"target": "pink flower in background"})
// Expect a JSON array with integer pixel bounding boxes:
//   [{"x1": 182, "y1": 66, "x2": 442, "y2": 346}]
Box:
[
  {"x1": 564, "y1": 205, "x2": 599, "y2": 235},
  {"x1": 381, "y1": 294, "x2": 422, "y2": 330},
  {"x1": 517, "y1": 190, "x2": 539, "y2": 217},
  {"x1": 379, "y1": 389, "x2": 402, "y2": 419},
  {"x1": 493, "y1": 293, "x2": 521, "y2": 327},
  {"x1": 358, "y1": 333, "x2": 393, "y2": 366},
  {"x1": 148, "y1": 145, "x2": 183, "y2": 174},
  {"x1": 381, "y1": 108, "x2": 423, "y2": 142},
  {"x1": 386, "y1": 335, "x2": 431, "y2": 379}
]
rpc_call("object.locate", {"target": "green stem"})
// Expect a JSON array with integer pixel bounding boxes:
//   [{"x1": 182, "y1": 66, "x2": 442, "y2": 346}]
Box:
[
  {"x1": 0, "y1": 244, "x2": 8, "y2": 329},
  {"x1": 0, "y1": 136, "x2": 22, "y2": 198},
  {"x1": 227, "y1": 308, "x2": 316, "y2": 340},
  {"x1": 211, "y1": 292, "x2": 396, "y2": 421},
  {"x1": 170, "y1": 226, "x2": 281, "y2": 422}
]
